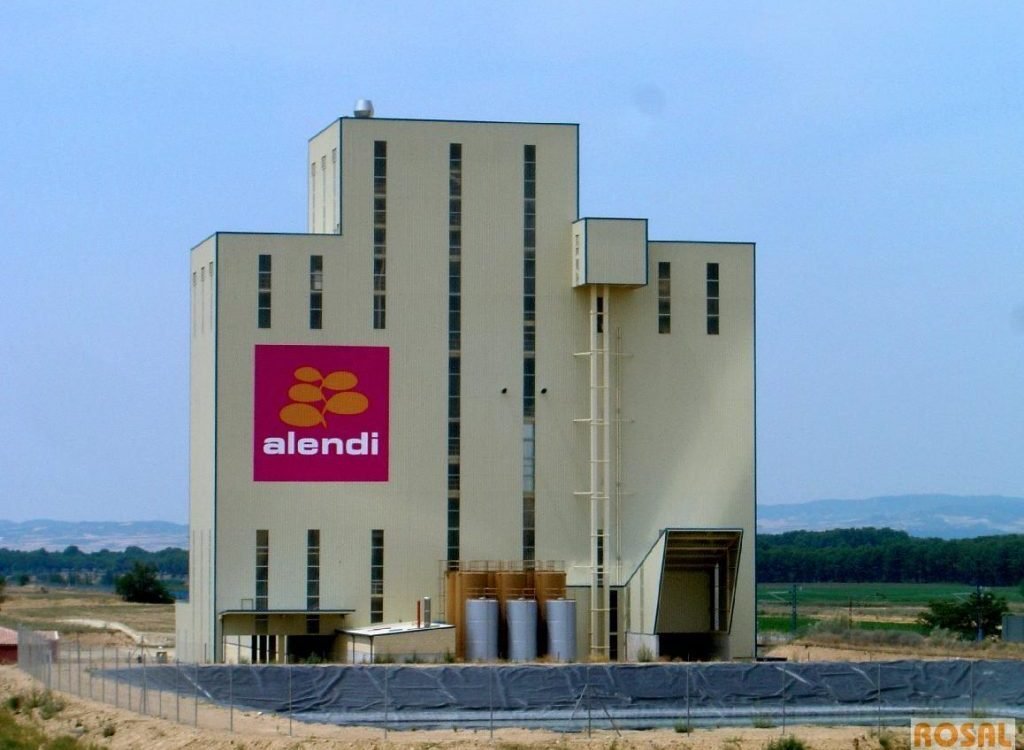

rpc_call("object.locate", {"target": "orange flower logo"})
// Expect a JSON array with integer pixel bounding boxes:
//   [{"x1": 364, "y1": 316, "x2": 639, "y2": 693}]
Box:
[{"x1": 278, "y1": 366, "x2": 369, "y2": 428}]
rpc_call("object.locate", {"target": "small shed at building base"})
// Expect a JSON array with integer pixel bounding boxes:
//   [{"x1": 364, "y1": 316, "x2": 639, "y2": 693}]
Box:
[{"x1": 0, "y1": 627, "x2": 18, "y2": 664}]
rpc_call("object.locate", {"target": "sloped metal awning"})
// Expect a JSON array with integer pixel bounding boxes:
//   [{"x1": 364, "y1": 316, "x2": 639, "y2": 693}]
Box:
[{"x1": 657, "y1": 528, "x2": 743, "y2": 633}]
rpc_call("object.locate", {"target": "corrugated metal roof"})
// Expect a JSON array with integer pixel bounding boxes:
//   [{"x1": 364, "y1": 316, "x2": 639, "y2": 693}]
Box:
[{"x1": 0, "y1": 627, "x2": 18, "y2": 646}]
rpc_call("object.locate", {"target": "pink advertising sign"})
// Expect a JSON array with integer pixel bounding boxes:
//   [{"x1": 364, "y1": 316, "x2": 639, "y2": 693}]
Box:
[{"x1": 253, "y1": 345, "x2": 389, "y2": 482}]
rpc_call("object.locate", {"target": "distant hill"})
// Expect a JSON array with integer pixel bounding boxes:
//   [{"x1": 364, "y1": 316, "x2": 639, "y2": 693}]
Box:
[
  {"x1": 0, "y1": 520, "x2": 187, "y2": 552},
  {"x1": 4, "y1": 495, "x2": 1023, "y2": 550},
  {"x1": 758, "y1": 494, "x2": 1024, "y2": 539}
]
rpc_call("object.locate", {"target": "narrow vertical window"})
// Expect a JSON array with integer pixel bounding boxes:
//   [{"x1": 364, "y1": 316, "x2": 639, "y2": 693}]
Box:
[
  {"x1": 447, "y1": 143, "x2": 462, "y2": 568},
  {"x1": 658, "y1": 262, "x2": 671, "y2": 334},
  {"x1": 200, "y1": 266, "x2": 205, "y2": 333},
  {"x1": 306, "y1": 529, "x2": 320, "y2": 634},
  {"x1": 596, "y1": 295, "x2": 604, "y2": 334},
  {"x1": 331, "y1": 147, "x2": 338, "y2": 232},
  {"x1": 522, "y1": 144, "x2": 537, "y2": 565},
  {"x1": 447, "y1": 498, "x2": 460, "y2": 566},
  {"x1": 706, "y1": 262, "x2": 720, "y2": 335},
  {"x1": 208, "y1": 262, "x2": 214, "y2": 333},
  {"x1": 309, "y1": 255, "x2": 323, "y2": 329},
  {"x1": 370, "y1": 529, "x2": 384, "y2": 623},
  {"x1": 320, "y1": 155, "x2": 327, "y2": 233},
  {"x1": 372, "y1": 141, "x2": 387, "y2": 329},
  {"x1": 310, "y1": 162, "x2": 316, "y2": 232},
  {"x1": 255, "y1": 529, "x2": 269, "y2": 610},
  {"x1": 191, "y1": 271, "x2": 197, "y2": 337},
  {"x1": 257, "y1": 254, "x2": 272, "y2": 329}
]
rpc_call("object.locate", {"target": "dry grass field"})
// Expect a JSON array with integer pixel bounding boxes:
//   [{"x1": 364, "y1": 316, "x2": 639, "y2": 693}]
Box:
[{"x1": 0, "y1": 585, "x2": 174, "y2": 636}]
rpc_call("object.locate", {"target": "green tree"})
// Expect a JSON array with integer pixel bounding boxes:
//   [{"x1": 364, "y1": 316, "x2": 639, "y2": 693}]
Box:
[
  {"x1": 0, "y1": 574, "x2": 6, "y2": 608},
  {"x1": 918, "y1": 590, "x2": 1009, "y2": 640},
  {"x1": 114, "y1": 562, "x2": 173, "y2": 604}
]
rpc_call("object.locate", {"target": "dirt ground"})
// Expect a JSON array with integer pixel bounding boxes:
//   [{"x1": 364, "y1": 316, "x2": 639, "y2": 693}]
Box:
[{"x1": 1, "y1": 663, "x2": 910, "y2": 749}]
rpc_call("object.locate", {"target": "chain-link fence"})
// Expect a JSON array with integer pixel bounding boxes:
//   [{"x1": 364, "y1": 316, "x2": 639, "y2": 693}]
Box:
[{"x1": 15, "y1": 628, "x2": 1024, "y2": 738}]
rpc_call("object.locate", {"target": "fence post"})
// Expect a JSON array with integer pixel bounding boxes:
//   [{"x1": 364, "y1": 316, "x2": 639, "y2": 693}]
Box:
[
  {"x1": 970, "y1": 660, "x2": 975, "y2": 717},
  {"x1": 128, "y1": 646, "x2": 133, "y2": 711},
  {"x1": 288, "y1": 663, "x2": 293, "y2": 737},
  {"x1": 383, "y1": 665, "x2": 389, "y2": 740},
  {"x1": 175, "y1": 657, "x2": 180, "y2": 724},
  {"x1": 228, "y1": 662, "x2": 234, "y2": 733},
  {"x1": 141, "y1": 637, "x2": 148, "y2": 715},
  {"x1": 876, "y1": 662, "x2": 882, "y2": 733},
  {"x1": 586, "y1": 666, "x2": 592, "y2": 739},
  {"x1": 88, "y1": 639, "x2": 93, "y2": 700},
  {"x1": 489, "y1": 665, "x2": 494, "y2": 740},
  {"x1": 780, "y1": 666, "x2": 786, "y2": 734},
  {"x1": 193, "y1": 659, "x2": 198, "y2": 728},
  {"x1": 686, "y1": 663, "x2": 691, "y2": 730},
  {"x1": 76, "y1": 634, "x2": 82, "y2": 696}
]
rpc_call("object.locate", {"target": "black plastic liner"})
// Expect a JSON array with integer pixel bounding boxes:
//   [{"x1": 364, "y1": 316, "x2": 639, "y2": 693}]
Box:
[{"x1": 99, "y1": 660, "x2": 1024, "y2": 730}]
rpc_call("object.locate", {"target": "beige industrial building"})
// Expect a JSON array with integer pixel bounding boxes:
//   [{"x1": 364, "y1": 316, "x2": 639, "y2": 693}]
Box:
[{"x1": 176, "y1": 103, "x2": 756, "y2": 664}]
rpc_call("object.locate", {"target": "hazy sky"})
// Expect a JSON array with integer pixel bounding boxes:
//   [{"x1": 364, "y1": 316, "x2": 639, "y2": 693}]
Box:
[{"x1": 2, "y1": 2, "x2": 1022, "y2": 523}]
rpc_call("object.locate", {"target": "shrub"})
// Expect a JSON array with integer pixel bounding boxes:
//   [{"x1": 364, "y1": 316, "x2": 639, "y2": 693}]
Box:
[
  {"x1": 114, "y1": 562, "x2": 173, "y2": 604},
  {"x1": 875, "y1": 729, "x2": 910, "y2": 750},
  {"x1": 38, "y1": 691, "x2": 66, "y2": 720},
  {"x1": 764, "y1": 737, "x2": 808, "y2": 750},
  {"x1": 918, "y1": 591, "x2": 1009, "y2": 640}
]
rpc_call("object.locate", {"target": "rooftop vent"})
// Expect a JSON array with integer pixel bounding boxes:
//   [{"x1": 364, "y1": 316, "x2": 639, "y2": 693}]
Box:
[{"x1": 354, "y1": 99, "x2": 374, "y2": 118}]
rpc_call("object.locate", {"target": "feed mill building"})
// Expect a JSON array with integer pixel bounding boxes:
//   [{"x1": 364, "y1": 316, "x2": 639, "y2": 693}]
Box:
[{"x1": 176, "y1": 102, "x2": 756, "y2": 665}]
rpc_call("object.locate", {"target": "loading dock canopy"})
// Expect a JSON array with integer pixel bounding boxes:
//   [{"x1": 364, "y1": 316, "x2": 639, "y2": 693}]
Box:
[
  {"x1": 219, "y1": 609, "x2": 355, "y2": 615},
  {"x1": 219, "y1": 609, "x2": 354, "y2": 638},
  {"x1": 657, "y1": 529, "x2": 742, "y2": 634}
]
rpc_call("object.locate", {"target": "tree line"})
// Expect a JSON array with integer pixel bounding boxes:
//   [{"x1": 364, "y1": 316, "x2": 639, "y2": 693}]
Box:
[
  {"x1": 758, "y1": 527, "x2": 1024, "y2": 585},
  {"x1": 3, "y1": 527, "x2": 1024, "y2": 588},
  {"x1": 0, "y1": 545, "x2": 187, "y2": 586}
]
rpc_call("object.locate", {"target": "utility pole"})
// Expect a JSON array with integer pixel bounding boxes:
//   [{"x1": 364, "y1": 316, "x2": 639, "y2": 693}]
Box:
[
  {"x1": 790, "y1": 584, "x2": 798, "y2": 633},
  {"x1": 976, "y1": 582, "x2": 984, "y2": 642}
]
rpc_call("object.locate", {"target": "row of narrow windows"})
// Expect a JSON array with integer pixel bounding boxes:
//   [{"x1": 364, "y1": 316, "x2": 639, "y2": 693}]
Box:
[
  {"x1": 309, "y1": 147, "x2": 338, "y2": 234},
  {"x1": 253, "y1": 254, "x2": 723, "y2": 336},
  {"x1": 256, "y1": 254, "x2": 324, "y2": 330},
  {"x1": 656, "y1": 261, "x2": 721, "y2": 336},
  {"x1": 253, "y1": 528, "x2": 384, "y2": 628},
  {"x1": 296, "y1": 142, "x2": 725, "y2": 340},
  {"x1": 191, "y1": 261, "x2": 214, "y2": 336}
]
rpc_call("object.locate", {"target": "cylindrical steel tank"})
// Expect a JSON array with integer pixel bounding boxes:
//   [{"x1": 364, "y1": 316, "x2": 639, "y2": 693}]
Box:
[
  {"x1": 465, "y1": 598, "x2": 499, "y2": 661},
  {"x1": 533, "y1": 569, "x2": 565, "y2": 658},
  {"x1": 546, "y1": 598, "x2": 576, "y2": 662},
  {"x1": 506, "y1": 598, "x2": 538, "y2": 662}
]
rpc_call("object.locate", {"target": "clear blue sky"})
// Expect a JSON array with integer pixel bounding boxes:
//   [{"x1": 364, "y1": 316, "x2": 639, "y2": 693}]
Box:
[{"x1": 2, "y1": 2, "x2": 1022, "y2": 522}]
